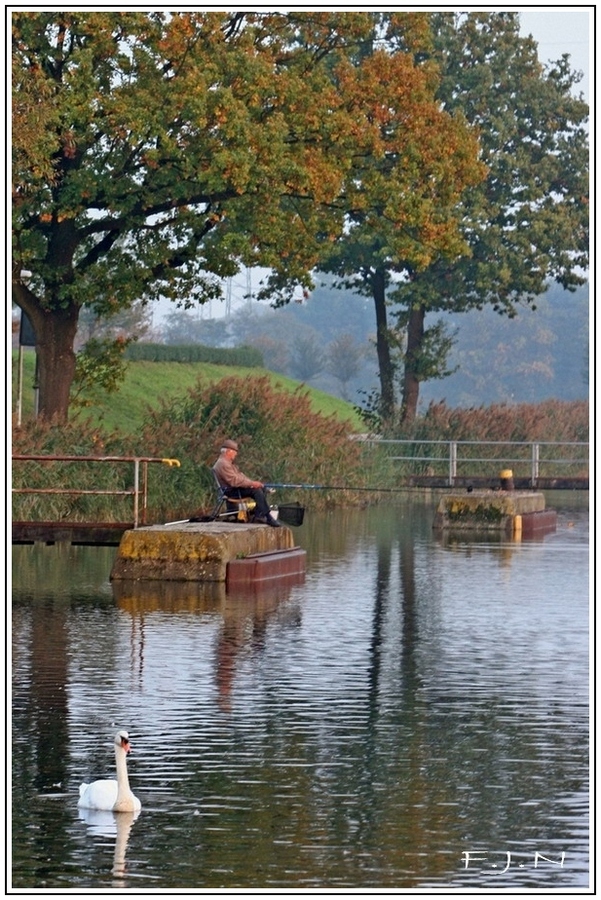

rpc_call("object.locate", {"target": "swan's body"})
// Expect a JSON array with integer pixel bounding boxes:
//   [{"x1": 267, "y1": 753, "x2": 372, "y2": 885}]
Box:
[{"x1": 78, "y1": 731, "x2": 141, "y2": 813}]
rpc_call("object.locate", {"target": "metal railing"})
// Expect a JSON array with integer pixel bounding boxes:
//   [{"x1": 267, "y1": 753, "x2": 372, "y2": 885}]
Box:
[
  {"x1": 12, "y1": 454, "x2": 181, "y2": 527},
  {"x1": 357, "y1": 438, "x2": 589, "y2": 486}
]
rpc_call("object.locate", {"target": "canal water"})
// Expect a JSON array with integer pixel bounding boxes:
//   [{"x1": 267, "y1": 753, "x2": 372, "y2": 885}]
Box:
[{"x1": 11, "y1": 496, "x2": 590, "y2": 892}]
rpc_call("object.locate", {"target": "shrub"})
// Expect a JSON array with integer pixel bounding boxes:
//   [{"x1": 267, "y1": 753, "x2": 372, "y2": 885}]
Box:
[
  {"x1": 136, "y1": 375, "x2": 365, "y2": 519},
  {"x1": 11, "y1": 395, "x2": 588, "y2": 524}
]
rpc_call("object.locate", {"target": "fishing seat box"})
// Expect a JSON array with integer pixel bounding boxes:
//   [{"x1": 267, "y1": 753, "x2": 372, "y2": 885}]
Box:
[{"x1": 277, "y1": 502, "x2": 305, "y2": 526}]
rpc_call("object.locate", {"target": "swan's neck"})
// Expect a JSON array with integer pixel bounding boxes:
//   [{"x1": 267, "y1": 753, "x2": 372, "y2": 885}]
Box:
[{"x1": 115, "y1": 745, "x2": 131, "y2": 799}]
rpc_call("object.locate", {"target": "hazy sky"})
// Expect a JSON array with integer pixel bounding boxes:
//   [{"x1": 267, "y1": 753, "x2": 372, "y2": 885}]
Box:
[{"x1": 519, "y1": 7, "x2": 591, "y2": 99}]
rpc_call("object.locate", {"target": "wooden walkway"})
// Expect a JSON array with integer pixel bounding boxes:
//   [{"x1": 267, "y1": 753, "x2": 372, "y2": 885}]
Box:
[{"x1": 12, "y1": 521, "x2": 133, "y2": 546}]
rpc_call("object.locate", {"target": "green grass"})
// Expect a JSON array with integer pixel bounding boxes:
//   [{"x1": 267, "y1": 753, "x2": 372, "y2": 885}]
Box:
[{"x1": 12, "y1": 350, "x2": 364, "y2": 434}]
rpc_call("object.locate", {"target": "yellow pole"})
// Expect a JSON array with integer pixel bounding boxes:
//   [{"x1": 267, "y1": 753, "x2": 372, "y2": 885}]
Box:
[{"x1": 513, "y1": 514, "x2": 522, "y2": 540}]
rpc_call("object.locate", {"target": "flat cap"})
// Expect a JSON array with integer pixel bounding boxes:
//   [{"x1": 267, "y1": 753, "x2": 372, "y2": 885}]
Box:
[{"x1": 221, "y1": 439, "x2": 239, "y2": 451}]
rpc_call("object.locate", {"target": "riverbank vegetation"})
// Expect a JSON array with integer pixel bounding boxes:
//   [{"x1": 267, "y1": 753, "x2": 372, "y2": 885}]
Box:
[
  {"x1": 12, "y1": 360, "x2": 589, "y2": 524},
  {"x1": 376, "y1": 398, "x2": 590, "y2": 483},
  {"x1": 404, "y1": 398, "x2": 589, "y2": 444},
  {"x1": 12, "y1": 374, "x2": 366, "y2": 523}
]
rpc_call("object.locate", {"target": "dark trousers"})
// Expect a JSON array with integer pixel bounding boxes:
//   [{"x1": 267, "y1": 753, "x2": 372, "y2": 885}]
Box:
[{"x1": 225, "y1": 487, "x2": 271, "y2": 518}]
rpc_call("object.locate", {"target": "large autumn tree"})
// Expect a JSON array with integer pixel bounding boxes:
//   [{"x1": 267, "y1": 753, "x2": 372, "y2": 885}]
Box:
[
  {"x1": 11, "y1": 11, "x2": 360, "y2": 421},
  {"x1": 318, "y1": 11, "x2": 589, "y2": 428},
  {"x1": 12, "y1": 11, "x2": 483, "y2": 423}
]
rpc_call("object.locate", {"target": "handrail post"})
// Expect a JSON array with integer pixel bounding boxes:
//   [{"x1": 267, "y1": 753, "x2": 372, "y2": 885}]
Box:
[
  {"x1": 141, "y1": 460, "x2": 148, "y2": 525},
  {"x1": 449, "y1": 441, "x2": 457, "y2": 486},
  {"x1": 17, "y1": 345, "x2": 24, "y2": 427},
  {"x1": 531, "y1": 443, "x2": 540, "y2": 487},
  {"x1": 133, "y1": 458, "x2": 140, "y2": 527}
]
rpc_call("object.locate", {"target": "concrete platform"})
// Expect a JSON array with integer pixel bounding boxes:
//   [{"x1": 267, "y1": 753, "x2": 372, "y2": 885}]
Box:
[
  {"x1": 432, "y1": 490, "x2": 548, "y2": 535},
  {"x1": 110, "y1": 521, "x2": 295, "y2": 582}
]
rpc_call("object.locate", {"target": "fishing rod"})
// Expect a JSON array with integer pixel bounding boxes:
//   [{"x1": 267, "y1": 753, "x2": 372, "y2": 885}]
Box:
[
  {"x1": 155, "y1": 469, "x2": 423, "y2": 494},
  {"x1": 264, "y1": 482, "x2": 422, "y2": 494}
]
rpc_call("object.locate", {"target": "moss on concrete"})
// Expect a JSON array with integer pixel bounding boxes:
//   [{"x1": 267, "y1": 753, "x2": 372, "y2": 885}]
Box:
[
  {"x1": 110, "y1": 521, "x2": 295, "y2": 582},
  {"x1": 433, "y1": 490, "x2": 546, "y2": 532}
]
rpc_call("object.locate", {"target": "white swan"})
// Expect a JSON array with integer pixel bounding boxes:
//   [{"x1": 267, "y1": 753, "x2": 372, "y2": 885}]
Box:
[{"x1": 78, "y1": 731, "x2": 141, "y2": 813}]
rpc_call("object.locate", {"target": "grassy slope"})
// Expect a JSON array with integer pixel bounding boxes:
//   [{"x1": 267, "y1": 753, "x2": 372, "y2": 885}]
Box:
[{"x1": 13, "y1": 351, "x2": 364, "y2": 434}]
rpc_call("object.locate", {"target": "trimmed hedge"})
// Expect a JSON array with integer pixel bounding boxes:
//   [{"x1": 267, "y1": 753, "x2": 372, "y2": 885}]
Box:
[{"x1": 124, "y1": 343, "x2": 264, "y2": 367}]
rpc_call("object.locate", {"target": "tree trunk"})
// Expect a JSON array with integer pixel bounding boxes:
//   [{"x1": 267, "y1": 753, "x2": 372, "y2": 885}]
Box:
[
  {"x1": 400, "y1": 303, "x2": 425, "y2": 428},
  {"x1": 371, "y1": 267, "x2": 396, "y2": 424},
  {"x1": 19, "y1": 298, "x2": 80, "y2": 423}
]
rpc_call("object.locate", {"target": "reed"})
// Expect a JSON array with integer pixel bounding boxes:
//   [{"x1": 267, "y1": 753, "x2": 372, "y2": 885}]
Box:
[
  {"x1": 135, "y1": 375, "x2": 367, "y2": 520},
  {"x1": 410, "y1": 399, "x2": 589, "y2": 443}
]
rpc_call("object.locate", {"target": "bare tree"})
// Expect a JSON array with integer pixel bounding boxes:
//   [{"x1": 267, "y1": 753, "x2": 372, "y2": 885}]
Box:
[{"x1": 327, "y1": 334, "x2": 365, "y2": 400}]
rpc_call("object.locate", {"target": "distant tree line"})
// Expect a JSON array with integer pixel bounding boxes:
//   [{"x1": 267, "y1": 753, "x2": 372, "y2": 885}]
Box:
[{"x1": 148, "y1": 275, "x2": 588, "y2": 409}]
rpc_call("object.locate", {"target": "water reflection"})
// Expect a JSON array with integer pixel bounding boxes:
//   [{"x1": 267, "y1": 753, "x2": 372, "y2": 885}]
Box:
[
  {"x1": 111, "y1": 577, "x2": 304, "y2": 712},
  {"x1": 78, "y1": 808, "x2": 140, "y2": 885},
  {"x1": 11, "y1": 500, "x2": 590, "y2": 889}
]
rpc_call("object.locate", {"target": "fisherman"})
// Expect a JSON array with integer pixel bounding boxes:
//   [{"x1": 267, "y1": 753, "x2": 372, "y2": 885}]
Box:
[{"x1": 212, "y1": 439, "x2": 281, "y2": 527}]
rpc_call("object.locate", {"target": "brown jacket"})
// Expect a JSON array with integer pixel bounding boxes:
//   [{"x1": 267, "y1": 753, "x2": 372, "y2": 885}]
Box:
[{"x1": 213, "y1": 456, "x2": 257, "y2": 489}]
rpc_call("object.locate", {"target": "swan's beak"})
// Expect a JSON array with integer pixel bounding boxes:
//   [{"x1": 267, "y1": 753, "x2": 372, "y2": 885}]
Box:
[{"x1": 120, "y1": 736, "x2": 132, "y2": 753}]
